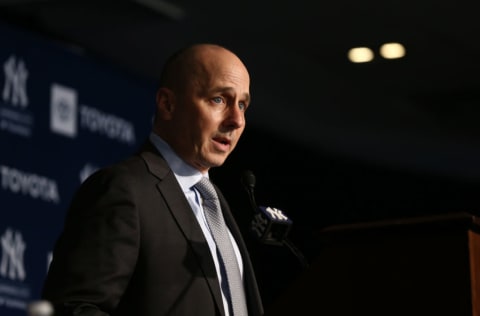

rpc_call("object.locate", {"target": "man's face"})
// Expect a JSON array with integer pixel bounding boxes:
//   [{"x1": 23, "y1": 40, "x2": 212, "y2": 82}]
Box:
[{"x1": 169, "y1": 50, "x2": 251, "y2": 173}]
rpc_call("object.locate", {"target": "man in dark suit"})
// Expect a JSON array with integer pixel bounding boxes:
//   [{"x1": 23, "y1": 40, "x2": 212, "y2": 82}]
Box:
[{"x1": 42, "y1": 43, "x2": 263, "y2": 316}]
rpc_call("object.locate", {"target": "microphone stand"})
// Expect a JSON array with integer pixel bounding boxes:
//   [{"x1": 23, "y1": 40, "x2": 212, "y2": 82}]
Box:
[
  {"x1": 282, "y1": 237, "x2": 309, "y2": 269},
  {"x1": 241, "y1": 170, "x2": 310, "y2": 270}
]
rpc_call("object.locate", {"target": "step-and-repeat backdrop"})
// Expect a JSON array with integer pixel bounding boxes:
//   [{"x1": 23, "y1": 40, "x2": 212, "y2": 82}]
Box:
[{"x1": 0, "y1": 21, "x2": 156, "y2": 316}]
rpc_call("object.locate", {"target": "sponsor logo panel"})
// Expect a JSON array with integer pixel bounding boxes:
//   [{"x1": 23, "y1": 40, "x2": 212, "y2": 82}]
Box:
[
  {"x1": 0, "y1": 55, "x2": 34, "y2": 138},
  {"x1": 0, "y1": 227, "x2": 30, "y2": 311},
  {"x1": 0, "y1": 165, "x2": 60, "y2": 204},
  {"x1": 50, "y1": 83, "x2": 77, "y2": 138},
  {"x1": 50, "y1": 83, "x2": 136, "y2": 145}
]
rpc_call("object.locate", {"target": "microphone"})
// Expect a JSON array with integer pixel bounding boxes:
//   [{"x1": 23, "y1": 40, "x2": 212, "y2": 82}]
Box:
[
  {"x1": 240, "y1": 169, "x2": 257, "y2": 208},
  {"x1": 241, "y1": 170, "x2": 292, "y2": 246},
  {"x1": 241, "y1": 170, "x2": 309, "y2": 268}
]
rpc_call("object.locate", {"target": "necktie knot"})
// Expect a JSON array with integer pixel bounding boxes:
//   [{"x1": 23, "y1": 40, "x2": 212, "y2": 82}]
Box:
[{"x1": 195, "y1": 177, "x2": 218, "y2": 201}]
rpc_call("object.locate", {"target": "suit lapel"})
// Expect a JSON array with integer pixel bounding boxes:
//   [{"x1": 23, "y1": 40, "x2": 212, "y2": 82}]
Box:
[{"x1": 139, "y1": 145, "x2": 226, "y2": 316}]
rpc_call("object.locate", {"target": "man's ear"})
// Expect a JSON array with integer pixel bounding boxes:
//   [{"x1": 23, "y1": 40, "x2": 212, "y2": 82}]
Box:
[{"x1": 156, "y1": 87, "x2": 175, "y2": 120}]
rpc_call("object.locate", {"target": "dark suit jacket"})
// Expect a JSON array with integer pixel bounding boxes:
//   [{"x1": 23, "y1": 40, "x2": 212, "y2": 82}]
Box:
[{"x1": 42, "y1": 141, "x2": 264, "y2": 316}]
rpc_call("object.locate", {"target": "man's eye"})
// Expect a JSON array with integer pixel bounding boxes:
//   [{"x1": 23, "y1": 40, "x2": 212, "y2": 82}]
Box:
[
  {"x1": 238, "y1": 102, "x2": 247, "y2": 111},
  {"x1": 212, "y1": 97, "x2": 223, "y2": 104}
]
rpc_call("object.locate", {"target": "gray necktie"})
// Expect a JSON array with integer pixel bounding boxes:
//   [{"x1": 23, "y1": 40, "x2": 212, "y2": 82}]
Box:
[{"x1": 195, "y1": 177, "x2": 248, "y2": 316}]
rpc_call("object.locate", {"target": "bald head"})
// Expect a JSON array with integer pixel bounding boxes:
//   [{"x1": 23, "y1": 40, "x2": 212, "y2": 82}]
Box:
[{"x1": 159, "y1": 44, "x2": 249, "y2": 94}]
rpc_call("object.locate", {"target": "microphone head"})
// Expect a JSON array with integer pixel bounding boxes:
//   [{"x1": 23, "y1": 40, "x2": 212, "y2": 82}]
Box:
[
  {"x1": 241, "y1": 169, "x2": 256, "y2": 189},
  {"x1": 251, "y1": 206, "x2": 292, "y2": 245}
]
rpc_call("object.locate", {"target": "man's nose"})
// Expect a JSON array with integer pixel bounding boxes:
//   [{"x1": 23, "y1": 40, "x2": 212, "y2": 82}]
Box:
[{"x1": 224, "y1": 104, "x2": 245, "y2": 129}]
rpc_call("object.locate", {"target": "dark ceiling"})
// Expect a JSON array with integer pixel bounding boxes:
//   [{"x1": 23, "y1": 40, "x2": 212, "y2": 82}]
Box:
[
  {"x1": 2, "y1": 0, "x2": 480, "y2": 210},
  {"x1": 3, "y1": 0, "x2": 480, "y2": 209},
  {"x1": 2, "y1": 0, "x2": 479, "y2": 179}
]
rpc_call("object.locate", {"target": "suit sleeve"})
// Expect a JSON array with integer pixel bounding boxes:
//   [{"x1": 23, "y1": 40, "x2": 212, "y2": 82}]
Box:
[{"x1": 42, "y1": 167, "x2": 140, "y2": 316}]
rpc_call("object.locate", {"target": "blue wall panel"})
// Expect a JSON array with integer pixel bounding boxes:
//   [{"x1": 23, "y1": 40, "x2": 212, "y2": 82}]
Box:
[{"x1": 0, "y1": 22, "x2": 156, "y2": 315}]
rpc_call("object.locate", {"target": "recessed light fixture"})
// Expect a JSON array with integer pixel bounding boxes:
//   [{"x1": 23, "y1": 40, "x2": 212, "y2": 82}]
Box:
[
  {"x1": 348, "y1": 47, "x2": 374, "y2": 63},
  {"x1": 379, "y1": 42, "x2": 406, "y2": 59}
]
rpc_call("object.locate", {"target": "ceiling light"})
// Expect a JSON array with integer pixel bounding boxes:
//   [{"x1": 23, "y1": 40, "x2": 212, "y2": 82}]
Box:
[
  {"x1": 348, "y1": 47, "x2": 374, "y2": 63},
  {"x1": 379, "y1": 42, "x2": 406, "y2": 59}
]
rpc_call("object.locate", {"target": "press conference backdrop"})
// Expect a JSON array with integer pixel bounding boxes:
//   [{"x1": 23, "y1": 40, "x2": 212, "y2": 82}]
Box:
[{"x1": 0, "y1": 22, "x2": 156, "y2": 316}]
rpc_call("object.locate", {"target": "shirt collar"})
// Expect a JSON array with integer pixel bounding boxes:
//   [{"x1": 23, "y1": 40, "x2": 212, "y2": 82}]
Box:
[{"x1": 149, "y1": 132, "x2": 206, "y2": 192}]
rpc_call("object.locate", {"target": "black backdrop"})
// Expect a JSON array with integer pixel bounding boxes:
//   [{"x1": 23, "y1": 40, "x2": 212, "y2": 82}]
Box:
[{"x1": 212, "y1": 126, "x2": 480, "y2": 308}]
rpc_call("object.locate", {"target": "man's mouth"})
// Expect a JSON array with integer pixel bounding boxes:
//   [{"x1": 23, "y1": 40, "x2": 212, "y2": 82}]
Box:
[{"x1": 213, "y1": 136, "x2": 231, "y2": 146}]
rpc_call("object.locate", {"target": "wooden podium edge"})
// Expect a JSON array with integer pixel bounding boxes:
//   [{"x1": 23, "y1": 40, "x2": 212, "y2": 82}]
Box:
[{"x1": 469, "y1": 216, "x2": 480, "y2": 316}]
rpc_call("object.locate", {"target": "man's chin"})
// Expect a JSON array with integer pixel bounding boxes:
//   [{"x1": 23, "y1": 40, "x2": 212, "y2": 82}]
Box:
[
  {"x1": 205, "y1": 155, "x2": 229, "y2": 168},
  {"x1": 192, "y1": 156, "x2": 227, "y2": 172}
]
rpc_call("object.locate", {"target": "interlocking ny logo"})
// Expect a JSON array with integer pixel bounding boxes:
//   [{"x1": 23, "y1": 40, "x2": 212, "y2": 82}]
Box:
[
  {"x1": 2, "y1": 55, "x2": 29, "y2": 108},
  {"x1": 0, "y1": 228, "x2": 26, "y2": 281},
  {"x1": 265, "y1": 207, "x2": 289, "y2": 221}
]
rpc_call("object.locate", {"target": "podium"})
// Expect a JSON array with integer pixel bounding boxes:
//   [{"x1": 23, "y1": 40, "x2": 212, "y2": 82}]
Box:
[{"x1": 266, "y1": 212, "x2": 480, "y2": 316}]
